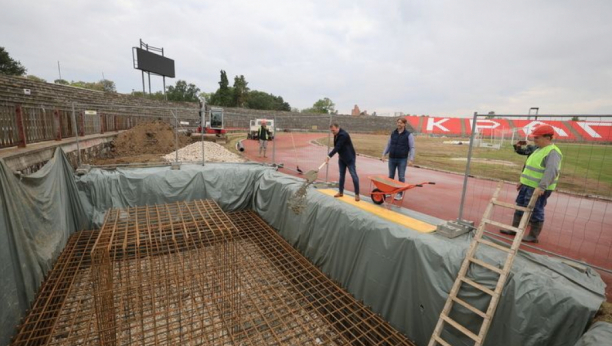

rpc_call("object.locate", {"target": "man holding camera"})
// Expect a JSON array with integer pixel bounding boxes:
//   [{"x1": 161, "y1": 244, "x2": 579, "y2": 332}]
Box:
[{"x1": 501, "y1": 125, "x2": 563, "y2": 243}]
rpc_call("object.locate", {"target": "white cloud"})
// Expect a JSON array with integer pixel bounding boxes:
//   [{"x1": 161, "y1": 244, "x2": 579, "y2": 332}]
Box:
[{"x1": 1, "y1": 0, "x2": 611, "y2": 116}]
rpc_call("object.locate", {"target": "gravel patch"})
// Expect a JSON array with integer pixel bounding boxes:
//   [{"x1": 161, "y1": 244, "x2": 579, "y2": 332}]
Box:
[{"x1": 163, "y1": 141, "x2": 246, "y2": 163}]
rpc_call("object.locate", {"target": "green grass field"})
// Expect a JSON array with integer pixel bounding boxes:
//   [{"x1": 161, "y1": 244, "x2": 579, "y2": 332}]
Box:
[{"x1": 315, "y1": 134, "x2": 612, "y2": 198}]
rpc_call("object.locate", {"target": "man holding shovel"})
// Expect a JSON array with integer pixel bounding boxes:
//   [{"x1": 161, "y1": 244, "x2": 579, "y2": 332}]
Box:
[{"x1": 326, "y1": 123, "x2": 360, "y2": 201}]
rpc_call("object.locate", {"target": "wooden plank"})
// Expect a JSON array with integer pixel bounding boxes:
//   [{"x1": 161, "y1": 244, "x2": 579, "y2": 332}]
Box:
[
  {"x1": 462, "y1": 277, "x2": 496, "y2": 297},
  {"x1": 469, "y1": 258, "x2": 503, "y2": 275},
  {"x1": 441, "y1": 315, "x2": 481, "y2": 343},
  {"x1": 434, "y1": 336, "x2": 452, "y2": 346},
  {"x1": 484, "y1": 219, "x2": 522, "y2": 234},
  {"x1": 478, "y1": 239, "x2": 512, "y2": 253},
  {"x1": 452, "y1": 296, "x2": 487, "y2": 318},
  {"x1": 492, "y1": 200, "x2": 529, "y2": 212}
]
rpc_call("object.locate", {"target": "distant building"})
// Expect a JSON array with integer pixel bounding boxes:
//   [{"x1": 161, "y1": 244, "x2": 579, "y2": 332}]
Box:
[{"x1": 351, "y1": 105, "x2": 361, "y2": 116}]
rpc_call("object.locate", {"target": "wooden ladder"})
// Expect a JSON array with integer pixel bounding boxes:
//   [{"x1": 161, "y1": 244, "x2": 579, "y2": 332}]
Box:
[{"x1": 428, "y1": 182, "x2": 538, "y2": 346}]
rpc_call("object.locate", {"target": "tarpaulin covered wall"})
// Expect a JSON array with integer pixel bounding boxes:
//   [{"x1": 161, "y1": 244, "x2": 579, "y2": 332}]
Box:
[
  {"x1": 574, "y1": 321, "x2": 612, "y2": 346},
  {"x1": 0, "y1": 149, "x2": 88, "y2": 346},
  {"x1": 0, "y1": 149, "x2": 607, "y2": 345}
]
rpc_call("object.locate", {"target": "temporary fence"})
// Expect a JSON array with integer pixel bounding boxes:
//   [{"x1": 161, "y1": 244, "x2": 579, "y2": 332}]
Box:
[{"x1": 459, "y1": 113, "x2": 612, "y2": 274}]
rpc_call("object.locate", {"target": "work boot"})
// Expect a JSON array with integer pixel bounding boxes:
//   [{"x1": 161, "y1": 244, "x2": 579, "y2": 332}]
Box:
[
  {"x1": 523, "y1": 221, "x2": 543, "y2": 243},
  {"x1": 263, "y1": 149, "x2": 267, "y2": 158},
  {"x1": 500, "y1": 213, "x2": 521, "y2": 236},
  {"x1": 334, "y1": 193, "x2": 343, "y2": 198}
]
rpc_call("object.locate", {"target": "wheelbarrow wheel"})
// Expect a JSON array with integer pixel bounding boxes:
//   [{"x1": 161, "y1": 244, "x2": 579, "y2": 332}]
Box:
[{"x1": 371, "y1": 188, "x2": 385, "y2": 205}]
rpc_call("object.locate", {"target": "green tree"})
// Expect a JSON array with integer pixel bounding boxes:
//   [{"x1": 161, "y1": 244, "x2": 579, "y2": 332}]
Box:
[
  {"x1": 198, "y1": 92, "x2": 213, "y2": 103},
  {"x1": 232, "y1": 75, "x2": 249, "y2": 107},
  {"x1": 26, "y1": 75, "x2": 46, "y2": 83},
  {"x1": 571, "y1": 116, "x2": 580, "y2": 121},
  {"x1": 166, "y1": 80, "x2": 201, "y2": 102},
  {"x1": 0, "y1": 47, "x2": 26, "y2": 76},
  {"x1": 209, "y1": 70, "x2": 234, "y2": 107},
  {"x1": 486, "y1": 111, "x2": 495, "y2": 119},
  {"x1": 100, "y1": 79, "x2": 116, "y2": 93},
  {"x1": 68, "y1": 79, "x2": 116, "y2": 92},
  {"x1": 303, "y1": 97, "x2": 335, "y2": 114},
  {"x1": 246, "y1": 90, "x2": 291, "y2": 111},
  {"x1": 54, "y1": 79, "x2": 69, "y2": 85}
]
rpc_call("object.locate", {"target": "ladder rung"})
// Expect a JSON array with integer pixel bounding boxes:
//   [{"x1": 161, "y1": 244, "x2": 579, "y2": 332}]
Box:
[
  {"x1": 461, "y1": 278, "x2": 496, "y2": 296},
  {"x1": 434, "y1": 336, "x2": 452, "y2": 346},
  {"x1": 478, "y1": 239, "x2": 512, "y2": 253},
  {"x1": 441, "y1": 315, "x2": 482, "y2": 343},
  {"x1": 483, "y1": 219, "x2": 522, "y2": 233},
  {"x1": 492, "y1": 200, "x2": 530, "y2": 212},
  {"x1": 452, "y1": 296, "x2": 487, "y2": 318},
  {"x1": 469, "y1": 257, "x2": 503, "y2": 274}
]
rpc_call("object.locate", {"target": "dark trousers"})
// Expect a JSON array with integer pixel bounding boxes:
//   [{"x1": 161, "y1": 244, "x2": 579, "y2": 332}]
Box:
[
  {"x1": 514, "y1": 185, "x2": 552, "y2": 223},
  {"x1": 338, "y1": 159, "x2": 359, "y2": 194},
  {"x1": 388, "y1": 157, "x2": 408, "y2": 183}
]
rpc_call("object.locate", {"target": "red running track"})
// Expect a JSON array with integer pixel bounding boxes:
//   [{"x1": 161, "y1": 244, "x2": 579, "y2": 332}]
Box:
[{"x1": 242, "y1": 133, "x2": 612, "y2": 299}]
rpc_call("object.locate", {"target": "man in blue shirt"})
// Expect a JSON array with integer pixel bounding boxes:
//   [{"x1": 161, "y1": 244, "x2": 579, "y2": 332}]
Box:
[
  {"x1": 326, "y1": 123, "x2": 360, "y2": 202},
  {"x1": 381, "y1": 118, "x2": 415, "y2": 200}
]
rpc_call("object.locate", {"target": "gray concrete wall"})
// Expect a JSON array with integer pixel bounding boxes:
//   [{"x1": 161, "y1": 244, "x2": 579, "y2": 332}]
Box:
[
  {"x1": 2, "y1": 134, "x2": 115, "y2": 174},
  {"x1": 222, "y1": 107, "x2": 413, "y2": 134}
]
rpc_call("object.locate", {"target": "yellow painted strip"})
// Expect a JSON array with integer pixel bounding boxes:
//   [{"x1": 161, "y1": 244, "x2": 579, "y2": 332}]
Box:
[{"x1": 318, "y1": 189, "x2": 436, "y2": 233}]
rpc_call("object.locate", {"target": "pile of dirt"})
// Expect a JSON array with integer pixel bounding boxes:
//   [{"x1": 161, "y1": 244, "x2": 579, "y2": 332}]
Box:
[
  {"x1": 90, "y1": 121, "x2": 192, "y2": 165},
  {"x1": 113, "y1": 121, "x2": 191, "y2": 156}
]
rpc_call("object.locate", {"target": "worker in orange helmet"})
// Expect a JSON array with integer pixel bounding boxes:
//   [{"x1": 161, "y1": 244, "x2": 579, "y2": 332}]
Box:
[{"x1": 500, "y1": 124, "x2": 563, "y2": 243}]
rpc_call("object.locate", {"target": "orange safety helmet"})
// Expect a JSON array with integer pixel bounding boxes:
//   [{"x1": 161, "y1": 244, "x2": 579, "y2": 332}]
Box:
[{"x1": 530, "y1": 124, "x2": 555, "y2": 137}]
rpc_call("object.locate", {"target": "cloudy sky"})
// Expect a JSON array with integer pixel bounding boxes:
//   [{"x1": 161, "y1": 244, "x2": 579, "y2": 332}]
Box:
[{"x1": 1, "y1": 0, "x2": 611, "y2": 116}]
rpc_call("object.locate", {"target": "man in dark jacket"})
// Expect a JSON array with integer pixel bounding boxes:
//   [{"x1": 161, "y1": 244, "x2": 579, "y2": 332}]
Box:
[
  {"x1": 381, "y1": 118, "x2": 415, "y2": 200},
  {"x1": 258, "y1": 121, "x2": 272, "y2": 158},
  {"x1": 326, "y1": 123, "x2": 360, "y2": 201}
]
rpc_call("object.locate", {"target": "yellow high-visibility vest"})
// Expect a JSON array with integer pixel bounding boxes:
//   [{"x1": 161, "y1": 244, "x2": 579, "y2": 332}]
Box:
[{"x1": 519, "y1": 144, "x2": 563, "y2": 190}]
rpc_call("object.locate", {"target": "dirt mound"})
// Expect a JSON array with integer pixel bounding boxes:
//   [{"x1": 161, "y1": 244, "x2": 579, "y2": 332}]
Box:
[
  {"x1": 89, "y1": 121, "x2": 193, "y2": 165},
  {"x1": 112, "y1": 121, "x2": 191, "y2": 156}
]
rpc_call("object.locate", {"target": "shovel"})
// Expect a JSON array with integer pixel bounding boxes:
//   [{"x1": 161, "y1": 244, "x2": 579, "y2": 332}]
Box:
[
  {"x1": 290, "y1": 132, "x2": 303, "y2": 174},
  {"x1": 304, "y1": 161, "x2": 327, "y2": 183}
]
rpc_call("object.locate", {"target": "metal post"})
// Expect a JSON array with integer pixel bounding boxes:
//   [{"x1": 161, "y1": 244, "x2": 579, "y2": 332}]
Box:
[
  {"x1": 15, "y1": 105, "x2": 26, "y2": 148},
  {"x1": 141, "y1": 71, "x2": 145, "y2": 94},
  {"x1": 71, "y1": 103, "x2": 82, "y2": 166},
  {"x1": 148, "y1": 72, "x2": 151, "y2": 95},
  {"x1": 163, "y1": 76, "x2": 167, "y2": 101},
  {"x1": 174, "y1": 110, "x2": 179, "y2": 164},
  {"x1": 54, "y1": 110, "x2": 62, "y2": 141},
  {"x1": 457, "y1": 112, "x2": 479, "y2": 223},
  {"x1": 201, "y1": 104, "x2": 206, "y2": 166},
  {"x1": 325, "y1": 114, "x2": 332, "y2": 182},
  {"x1": 272, "y1": 115, "x2": 276, "y2": 165}
]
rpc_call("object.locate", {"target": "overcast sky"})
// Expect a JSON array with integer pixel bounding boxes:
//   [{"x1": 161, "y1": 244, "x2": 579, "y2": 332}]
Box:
[{"x1": 1, "y1": 0, "x2": 611, "y2": 116}]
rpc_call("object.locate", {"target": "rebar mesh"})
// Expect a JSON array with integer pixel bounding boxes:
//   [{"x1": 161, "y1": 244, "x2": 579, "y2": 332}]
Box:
[{"x1": 11, "y1": 201, "x2": 414, "y2": 346}]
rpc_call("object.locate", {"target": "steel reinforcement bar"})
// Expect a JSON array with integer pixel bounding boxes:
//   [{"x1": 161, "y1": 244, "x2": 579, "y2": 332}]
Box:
[{"x1": 11, "y1": 201, "x2": 414, "y2": 346}]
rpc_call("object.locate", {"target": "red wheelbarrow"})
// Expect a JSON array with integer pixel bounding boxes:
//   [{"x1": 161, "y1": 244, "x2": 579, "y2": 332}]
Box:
[{"x1": 368, "y1": 175, "x2": 435, "y2": 206}]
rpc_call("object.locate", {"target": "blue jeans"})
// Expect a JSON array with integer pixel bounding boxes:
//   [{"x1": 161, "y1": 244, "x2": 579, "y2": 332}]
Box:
[
  {"x1": 514, "y1": 185, "x2": 552, "y2": 223},
  {"x1": 388, "y1": 158, "x2": 408, "y2": 183},
  {"x1": 338, "y1": 160, "x2": 359, "y2": 194}
]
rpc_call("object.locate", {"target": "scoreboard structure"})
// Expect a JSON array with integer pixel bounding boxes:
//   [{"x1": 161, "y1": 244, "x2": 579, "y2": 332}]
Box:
[{"x1": 132, "y1": 39, "x2": 175, "y2": 96}]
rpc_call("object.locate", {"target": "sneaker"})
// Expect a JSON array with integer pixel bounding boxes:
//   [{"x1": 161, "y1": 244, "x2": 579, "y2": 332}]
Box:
[{"x1": 394, "y1": 193, "x2": 403, "y2": 201}]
